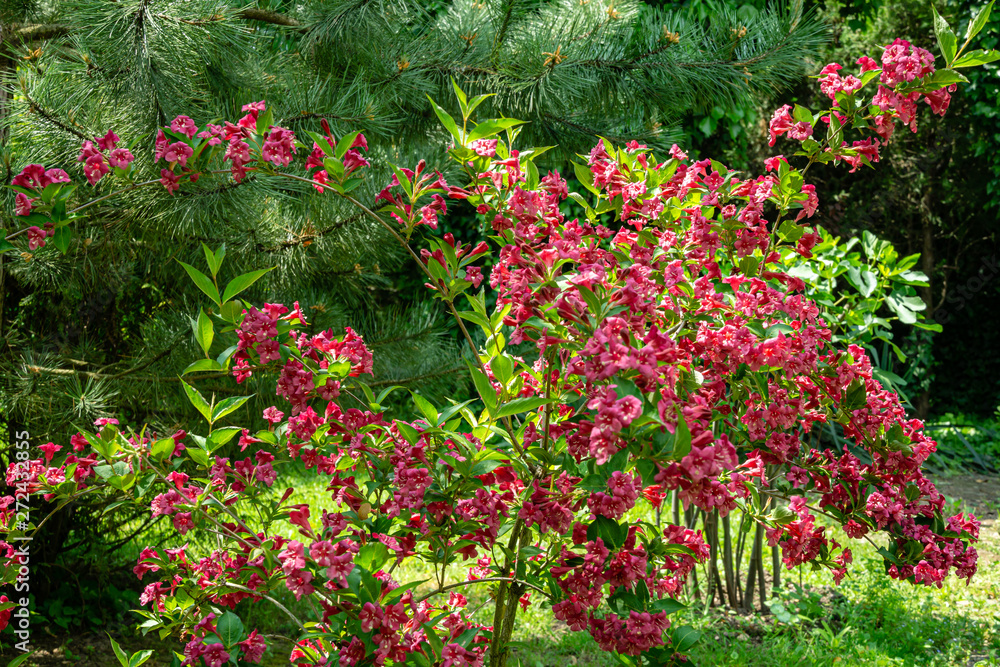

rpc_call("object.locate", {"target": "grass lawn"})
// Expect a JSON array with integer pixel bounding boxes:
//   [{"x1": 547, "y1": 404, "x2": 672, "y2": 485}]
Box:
[{"x1": 12, "y1": 473, "x2": 999, "y2": 667}]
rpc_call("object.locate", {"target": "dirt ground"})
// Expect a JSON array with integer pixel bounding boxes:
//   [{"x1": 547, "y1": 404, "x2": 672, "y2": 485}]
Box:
[
  {"x1": 931, "y1": 472, "x2": 1000, "y2": 517},
  {"x1": 6, "y1": 474, "x2": 999, "y2": 667}
]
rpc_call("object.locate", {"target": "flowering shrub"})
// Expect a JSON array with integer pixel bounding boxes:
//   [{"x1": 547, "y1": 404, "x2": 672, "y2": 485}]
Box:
[{"x1": 2, "y1": 13, "x2": 996, "y2": 667}]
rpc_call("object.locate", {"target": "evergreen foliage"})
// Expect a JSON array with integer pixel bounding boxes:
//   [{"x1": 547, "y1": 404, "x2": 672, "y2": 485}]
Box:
[{"x1": 0, "y1": 0, "x2": 822, "y2": 445}]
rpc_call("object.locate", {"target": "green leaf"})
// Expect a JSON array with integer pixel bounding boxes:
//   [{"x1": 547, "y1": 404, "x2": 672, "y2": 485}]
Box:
[
  {"x1": 587, "y1": 515, "x2": 624, "y2": 549},
  {"x1": 336, "y1": 130, "x2": 363, "y2": 160},
  {"x1": 651, "y1": 598, "x2": 687, "y2": 614},
  {"x1": 216, "y1": 611, "x2": 246, "y2": 648},
  {"x1": 306, "y1": 131, "x2": 335, "y2": 156},
  {"x1": 792, "y1": 105, "x2": 813, "y2": 124},
  {"x1": 427, "y1": 96, "x2": 462, "y2": 143},
  {"x1": 843, "y1": 378, "x2": 868, "y2": 411},
  {"x1": 672, "y1": 625, "x2": 702, "y2": 653},
  {"x1": 202, "y1": 243, "x2": 225, "y2": 277},
  {"x1": 845, "y1": 267, "x2": 877, "y2": 297},
  {"x1": 207, "y1": 427, "x2": 241, "y2": 452},
  {"x1": 178, "y1": 261, "x2": 221, "y2": 306},
  {"x1": 52, "y1": 226, "x2": 71, "y2": 254},
  {"x1": 572, "y1": 161, "x2": 600, "y2": 196},
  {"x1": 919, "y1": 69, "x2": 969, "y2": 90},
  {"x1": 953, "y1": 48, "x2": 1000, "y2": 67},
  {"x1": 151, "y1": 437, "x2": 176, "y2": 461},
  {"x1": 932, "y1": 6, "x2": 958, "y2": 66},
  {"x1": 182, "y1": 358, "x2": 225, "y2": 375},
  {"x1": 494, "y1": 397, "x2": 553, "y2": 419},
  {"x1": 451, "y1": 78, "x2": 468, "y2": 110},
  {"x1": 356, "y1": 542, "x2": 390, "y2": 572},
  {"x1": 187, "y1": 447, "x2": 210, "y2": 467},
  {"x1": 672, "y1": 410, "x2": 692, "y2": 460},
  {"x1": 221, "y1": 267, "x2": 274, "y2": 304},
  {"x1": 194, "y1": 309, "x2": 214, "y2": 355},
  {"x1": 965, "y1": 0, "x2": 994, "y2": 41},
  {"x1": 0, "y1": 232, "x2": 16, "y2": 255},
  {"x1": 421, "y1": 624, "x2": 444, "y2": 661},
  {"x1": 108, "y1": 635, "x2": 130, "y2": 667},
  {"x1": 412, "y1": 392, "x2": 439, "y2": 425},
  {"x1": 895, "y1": 269, "x2": 929, "y2": 286},
  {"x1": 180, "y1": 379, "x2": 213, "y2": 422},
  {"x1": 467, "y1": 118, "x2": 524, "y2": 142},
  {"x1": 212, "y1": 395, "x2": 253, "y2": 422},
  {"x1": 129, "y1": 651, "x2": 154, "y2": 667},
  {"x1": 469, "y1": 366, "x2": 498, "y2": 414},
  {"x1": 255, "y1": 108, "x2": 274, "y2": 136},
  {"x1": 457, "y1": 309, "x2": 492, "y2": 333}
]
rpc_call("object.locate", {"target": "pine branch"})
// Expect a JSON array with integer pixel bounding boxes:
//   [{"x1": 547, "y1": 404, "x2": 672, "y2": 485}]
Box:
[
  {"x1": 3, "y1": 8, "x2": 303, "y2": 46},
  {"x1": 22, "y1": 89, "x2": 88, "y2": 140},
  {"x1": 10, "y1": 23, "x2": 71, "y2": 43},
  {"x1": 238, "y1": 8, "x2": 302, "y2": 28}
]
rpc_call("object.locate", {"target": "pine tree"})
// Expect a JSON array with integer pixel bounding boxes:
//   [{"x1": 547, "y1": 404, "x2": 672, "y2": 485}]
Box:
[{"x1": 0, "y1": 0, "x2": 823, "y2": 444}]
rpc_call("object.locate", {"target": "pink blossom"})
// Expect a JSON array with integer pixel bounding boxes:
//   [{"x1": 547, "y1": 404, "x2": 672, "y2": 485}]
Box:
[
  {"x1": 160, "y1": 169, "x2": 181, "y2": 195},
  {"x1": 108, "y1": 148, "x2": 135, "y2": 169},
  {"x1": 95, "y1": 129, "x2": 120, "y2": 151},
  {"x1": 83, "y1": 154, "x2": 109, "y2": 185},
  {"x1": 171, "y1": 115, "x2": 199, "y2": 139},
  {"x1": 15, "y1": 193, "x2": 34, "y2": 216}
]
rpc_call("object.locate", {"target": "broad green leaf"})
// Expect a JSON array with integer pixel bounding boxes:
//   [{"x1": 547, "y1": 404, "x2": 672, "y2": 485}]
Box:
[
  {"x1": 919, "y1": 69, "x2": 969, "y2": 90},
  {"x1": 895, "y1": 269, "x2": 929, "y2": 286},
  {"x1": 202, "y1": 243, "x2": 225, "y2": 277},
  {"x1": 129, "y1": 651, "x2": 154, "y2": 667},
  {"x1": 108, "y1": 635, "x2": 130, "y2": 667},
  {"x1": 451, "y1": 78, "x2": 468, "y2": 109},
  {"x1": 254, "y1": 108, "x2": 274, "y2": 136},
  {"x1": 207, "y1": 427, "x2": 241, "y2": 452},
  {"x1": 221, "y1": 267, "x2": 274, "y2": 304},
  {"x1": 457, "y1": 309, "x2": 492, "y2": 333},
  {"x1": 356, "y1": 542, "x2": 390, "y2": 572},
  {"x1": 182, "y1": 358, "x2": 225, "y2": 375},
  {"x1": 178, "y1": 261, "x2": 221, "y2": 306},
  {"x1": 336, "y1": 130, "x2": 364, "y2": 160},
  {"x1": 180, "y1": 379, "x2": 213, "y2": 422},
  {"x1": 52, "y1": 226, "x2": 71, "y2": 254},
  {"x1": 651, "y1": 597, "x2": 687, "y2": 614},
  {"x1": 469, "y1": 366, "x2": 498, "y2": 414},
  {"x1": 932, "y1": 6, "x2": 958, "y2": 66},
  {"x1": 953, "y1": 48, "x2": 1000, "y2": 67},
  {"x1": 151, "y1": 437, "x2": 176, "y2": 460},
  {"x1": 494, "y1": 397, "x2": 553, "y2": 419},
  {"x1": 216, "y1": 611, "x2": 245, "y2": 648},
  {"x1": 845, "y1": 267, "x2": 878, "y2": 297},
  {"x1": 388, "y1": 163, "x2": 414, "y2": 199},
  {"x1": 572, "y1": 161, "x2": 600, "y2": 196},
  {"x1": 792, "y1": 104, "x2": 813, "y2": 124},
  {"x1": 0, "y1": 232, "x2": 15, "y2": 255},
  {"x1": 427, "y1": 96, "x2": 462, "y2": 144},
  {"x1": 194, "y1": 309, "x2": 214, "y2": 355},
  {"x1": 965, "y1": 0, "x2": 994, "y2": 41},
  {"x1": 412, "y1": 392, "x2": 439, "y2": 425},
  {"x1": 467, "y1": 118, "x2": 524, "y2": 142},
  {"x1": 843, "y1": 378, "x2": 868, "y2": 410},
  {"x1": 672, "y1": 411, "x2": 692, "y2": 460},
  {"x1": 212, "y1": 395, "x2": 253, "y2": 422},
  {"x1": 587, "y1": 515, "x2": 624, "y2": 549},
  {"x1": 672, "y1": 625, "x2": 702, "y2": 652},
  {"x1": 306, "y1": 131, "x2": 335, "y2": 156},
  {"x1": 187, "y1": 447, "x2": 210, "y2": 466},
  {"x1": 421, "y1": 624, "x2": 444, "y2": 661}
]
